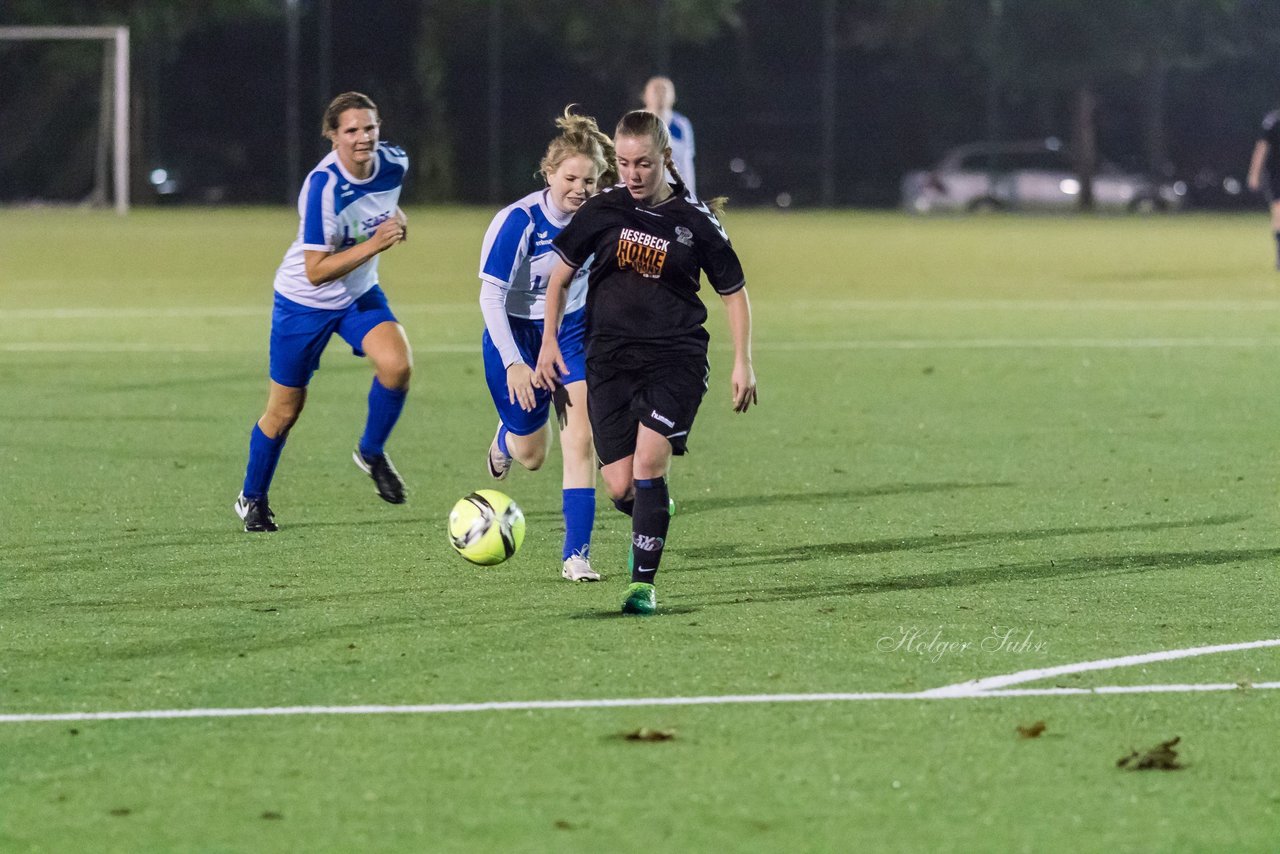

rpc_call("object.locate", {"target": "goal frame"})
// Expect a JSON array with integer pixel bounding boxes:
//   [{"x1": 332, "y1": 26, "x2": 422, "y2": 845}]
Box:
[{"x1": 0, "y1": 26, "x2": 130, "y2": 214}]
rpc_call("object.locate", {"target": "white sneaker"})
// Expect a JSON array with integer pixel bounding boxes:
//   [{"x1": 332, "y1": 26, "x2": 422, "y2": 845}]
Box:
[
  {"x1": 562, "y1": 554, "x2": 600, "y2": 582},
  {"x1": 487, "y1": 423, "x2": 512, "y2": 480}
]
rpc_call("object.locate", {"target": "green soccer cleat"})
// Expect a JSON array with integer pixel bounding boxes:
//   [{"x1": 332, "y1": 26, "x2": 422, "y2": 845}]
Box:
[
  {"x1": 668, "y1": 497, "x2": 676, "y2": 517},
  {"x1": 621, "y1": 582, "x2": 657, "y2": 616}
]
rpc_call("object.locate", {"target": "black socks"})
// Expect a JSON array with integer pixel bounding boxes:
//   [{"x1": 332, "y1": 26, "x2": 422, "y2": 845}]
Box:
[{"x1": 630, "y1": 477, "x2": 669, "y2": 584}]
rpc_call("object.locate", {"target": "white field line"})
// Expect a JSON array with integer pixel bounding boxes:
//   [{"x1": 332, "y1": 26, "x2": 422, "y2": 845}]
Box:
[
  {"x1": 754, "y1": 338, "x2": 1279, "y2": 351},
  {"x1": 920, "y1": 637, "x2": 1280, "y2": 697},
  {"x1": 1, "y1": 640, "x2": 1276, "y2": 725},
  {"x1": 0, "y1": 342, "x2": 479, "y2": 354},
  {"x1": 1, "y1": 683, "x2": 1277, "y2": 725},
  {"x1": 778, "y1": 299, "x2": 1280, "y2": 312},
  {"x1": 3, "y1": 338, "x2": 1277, "y2": 355},
  {"x1": 965, "y1": 682, "x2": 1280, "y2": 697},
  {"x1": 0, "y1": 304, "x2": 476, "y2": 320},
  {"x1": 5, "y1": 299, "x2": 1280, "y2": 321}
]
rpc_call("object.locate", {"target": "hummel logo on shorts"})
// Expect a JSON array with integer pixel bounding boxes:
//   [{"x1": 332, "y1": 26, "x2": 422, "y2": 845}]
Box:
[{"x1": 649, "y1": 410, "x2": 675, "y2": 428}]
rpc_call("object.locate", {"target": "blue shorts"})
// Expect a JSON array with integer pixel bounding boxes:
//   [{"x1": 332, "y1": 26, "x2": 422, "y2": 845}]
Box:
[
  {"x1": 269, "y1": 286, "x2": 398, "y2": 388},
  {"x1": 482, "y1": 307, "x2": 586, "y2": 436}
]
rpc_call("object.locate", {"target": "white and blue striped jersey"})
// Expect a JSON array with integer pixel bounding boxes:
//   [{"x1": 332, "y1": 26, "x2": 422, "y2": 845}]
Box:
[
  {"x1": 478, "y1": 189, "x2": 589, "y2": 320},
  {"x1": 668, "y1": 111, "x2": 696, "y2": 195},
  {"x1": 273, "y1": 142, "x2": 408, "y2": 310}
]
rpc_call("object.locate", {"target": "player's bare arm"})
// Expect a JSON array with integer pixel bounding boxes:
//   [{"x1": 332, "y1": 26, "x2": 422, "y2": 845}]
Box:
[
  {"x1": 303, "y1": 217, "x2": 404, "y2": 286},
  {"x1": 1248, "y1": 140, "x2": 1269, "y2": 192},
  {"x1": 532, "y1": 259, "x2": 576, "y2": 389},
  {"x1": 721, "y1": 288, "x2": 757, "y2": 412}
]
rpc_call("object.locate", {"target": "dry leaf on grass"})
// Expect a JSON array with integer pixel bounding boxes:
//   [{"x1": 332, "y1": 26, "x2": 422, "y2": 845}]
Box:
[
  {"x1": 1117, "y1": 737, "x2": 1183, "y2": 771},
  {"x1": 622, "y1": 727, "x2": 676, "y2": 741},
  {"x1": 1016, "y1": 720, "x2": 1046, "y2": 739}
]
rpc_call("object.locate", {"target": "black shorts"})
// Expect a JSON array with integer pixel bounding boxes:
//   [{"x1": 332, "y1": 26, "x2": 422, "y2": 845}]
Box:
[
  {"x1": 1266, "y1": 170, "x2": 1280, "y2": 204},
  {"x1": 1261, "y1": 163, "x2": 1280, "y2": 202},
  {"x1": 587, "y1": 352, "x2": 710, "y2": 465}
]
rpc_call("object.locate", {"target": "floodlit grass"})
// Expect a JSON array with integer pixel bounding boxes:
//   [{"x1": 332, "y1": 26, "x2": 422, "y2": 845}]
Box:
[{"x1": 2, "y1": 207, "x2": 1279, "y2": 851}]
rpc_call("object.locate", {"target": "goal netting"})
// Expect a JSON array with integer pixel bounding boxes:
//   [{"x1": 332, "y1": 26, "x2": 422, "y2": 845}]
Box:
[{"x1": 0, "y1": 26, "x2": 129, "y2": 213}]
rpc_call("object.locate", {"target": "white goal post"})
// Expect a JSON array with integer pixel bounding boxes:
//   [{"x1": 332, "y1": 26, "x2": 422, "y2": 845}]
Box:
[{"x1": 0, "y1": 25, "x2": 130, "y2": 214}]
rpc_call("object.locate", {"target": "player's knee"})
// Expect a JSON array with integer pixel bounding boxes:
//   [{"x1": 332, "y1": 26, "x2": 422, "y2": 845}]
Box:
[
  {"x1": 261, "y1": 406, "x2": 300, "y2": 438},
  {"x1": 633, "y1": 453, "x2": 669, "y2": 480},
  {"x1": 380, "y1": 359, "x2": 412, "y2": 390},
  {"x1": 516, "y1": 446, "x2": 547, "y2": 471},
  {"x1": 506, "y1": 428, "x2": 549, "y2": 472},
  {"x1": 559, "y1": 428, "x2": 593, "y2": 464},
  {"x1": 603, "y1": 476, "x2": 632, "y2": 503}
]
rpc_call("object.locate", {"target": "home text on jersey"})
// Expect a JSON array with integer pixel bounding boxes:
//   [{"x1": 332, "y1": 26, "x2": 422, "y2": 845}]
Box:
[{"x1": 617, "y1": 227, "x2": 669, "y2": 279}]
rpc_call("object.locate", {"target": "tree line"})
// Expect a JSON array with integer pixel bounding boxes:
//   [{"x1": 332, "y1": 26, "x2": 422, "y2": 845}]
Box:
[{"x1": 4, "y1": 0, "x2": 1280, "y2": 207}]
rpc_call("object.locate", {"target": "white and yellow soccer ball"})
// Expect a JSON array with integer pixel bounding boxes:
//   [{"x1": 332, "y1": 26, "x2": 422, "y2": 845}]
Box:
[{"x1": 448, "y1": 489, "x2": 526, "y2": 566}]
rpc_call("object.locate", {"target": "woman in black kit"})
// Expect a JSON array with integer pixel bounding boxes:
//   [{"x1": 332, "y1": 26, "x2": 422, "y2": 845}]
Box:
[
  {"x1": 1247, "y1": 108, "x2": 1280, "y2": 269},
  {"x1": 534, "y1": 109, "x2": 757, "y2": 616}
]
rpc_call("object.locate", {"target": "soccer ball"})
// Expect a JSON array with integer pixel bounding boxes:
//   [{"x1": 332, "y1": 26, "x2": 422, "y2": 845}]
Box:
[{"x1": 448, "y1": 490, "x2": 525, "y2": 566}]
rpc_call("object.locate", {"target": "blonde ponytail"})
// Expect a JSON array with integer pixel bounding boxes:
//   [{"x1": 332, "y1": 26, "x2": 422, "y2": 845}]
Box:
[{"x1": 539, "y1": 105, "x2": 617, "y2": 187}]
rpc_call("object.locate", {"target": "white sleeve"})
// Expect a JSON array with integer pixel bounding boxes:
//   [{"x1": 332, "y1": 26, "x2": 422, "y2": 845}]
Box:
[{"x1": 479, "y1": 280, "x2": 524, "y2": 368}]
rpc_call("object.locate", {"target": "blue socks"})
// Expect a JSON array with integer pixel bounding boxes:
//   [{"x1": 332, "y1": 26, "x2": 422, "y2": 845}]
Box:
[
  {"x1": 630, "y1": 477, "x2": 669, "y2": 584},
  {"x1": 358, "y1": 377, "x2": 408, "y2": 457},
  {"x1": 496, "y1": 424, "x2": 510, "y2": 457},
  {"x1": 562, "y1": 488, "x2": 596, "y2": 561},
  {"x1": 242, "y1": 423, "x2": 286, "y2": 500}
]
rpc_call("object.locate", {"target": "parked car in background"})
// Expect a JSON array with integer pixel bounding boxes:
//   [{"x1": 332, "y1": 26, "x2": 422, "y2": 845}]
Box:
[
  {"x1": 901, "y1": 138, "x2": 1184, "y2": 213},
  {"x1": 1178, "y1": 166, "x2": 1253, "y2": 210}
]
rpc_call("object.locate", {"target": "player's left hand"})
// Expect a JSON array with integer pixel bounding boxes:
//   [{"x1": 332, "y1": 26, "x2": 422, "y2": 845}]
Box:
[
  {"x1": 507, "y1": 362, "x2": 538, "y2": 412},
  {"x1": 394, "y1": 207, "x2": 408, "y2": 242},
  {"x1": 532, "y1": 339, "x2": 568, "y2": 391},
  {"x1": 731, "y1": 361, "x2": 757, "y2": 413}
]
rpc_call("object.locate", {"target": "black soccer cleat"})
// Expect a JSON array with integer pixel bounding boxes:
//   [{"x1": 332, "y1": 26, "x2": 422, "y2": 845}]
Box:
[
  {"x1": 353, "y1": 447, "x2": 407, "y2": 504},
  {"x1": 234, "y1": 492, "x2": 279, "y2": 532}
]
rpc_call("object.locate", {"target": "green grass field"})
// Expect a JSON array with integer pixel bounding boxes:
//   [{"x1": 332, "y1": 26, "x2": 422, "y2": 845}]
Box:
[{"x1": 2, "y1": 208, "x2": 1279, "y2": 852}]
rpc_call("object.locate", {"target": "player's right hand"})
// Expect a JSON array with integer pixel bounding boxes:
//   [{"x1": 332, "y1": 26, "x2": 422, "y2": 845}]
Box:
[{"x1": 731, "y1": 361, "x2": 758, "y2": 413}]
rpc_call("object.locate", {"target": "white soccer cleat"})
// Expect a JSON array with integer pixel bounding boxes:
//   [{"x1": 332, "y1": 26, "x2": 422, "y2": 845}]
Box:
[
  {"x1": 561, "y1": 554, "x2": 600, "y2": 582},
  {"x1": 487, "y1": 423, "x2": 512, "y2": 480}
]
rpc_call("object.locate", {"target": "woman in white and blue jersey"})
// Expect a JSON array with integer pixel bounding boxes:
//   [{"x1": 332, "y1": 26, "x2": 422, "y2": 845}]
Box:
[
  {"x1": 479, "y1": 108, "x2": 616, "y2": 581},
  {"x1": 235, "y1": 92, "x2": 412, "y2": 532}
]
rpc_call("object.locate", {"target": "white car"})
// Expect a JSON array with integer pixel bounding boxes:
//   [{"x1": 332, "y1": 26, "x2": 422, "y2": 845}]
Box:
[{"x1": 901, "y1": 139, "x2": 1184, "y2": 213}]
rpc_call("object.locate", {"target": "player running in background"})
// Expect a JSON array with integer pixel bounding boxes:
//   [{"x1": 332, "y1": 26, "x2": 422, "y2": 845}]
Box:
[
  {"x1": 235, "y1": 92, "x2": 412, "y2": 532},
  {"x1": 478, "y1": 107, "x2": 617, "y2": 581},
  {"x1": 534, "y1": 109, "x2": 757, "y2": 615},
  {"x1": 643, "y1": 76, "x2": 696, "y2": 196},
  {"x1": 1246, "y1": 108, "x2": 1280, "y2": 269}
]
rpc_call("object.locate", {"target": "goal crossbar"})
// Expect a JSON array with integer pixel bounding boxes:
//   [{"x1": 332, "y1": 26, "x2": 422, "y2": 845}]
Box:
[{"x1": 0, "y1": 26, "x2": 130, "y2": 214}]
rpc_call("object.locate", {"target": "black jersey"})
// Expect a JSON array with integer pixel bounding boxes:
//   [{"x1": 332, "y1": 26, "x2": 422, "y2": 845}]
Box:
[
  {"x1": 552, "y1": 184, "x2": 745, "y2": 359},
  {"x1": 1262, "y1": 111, "x2": 1280, "y2": 173}
]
